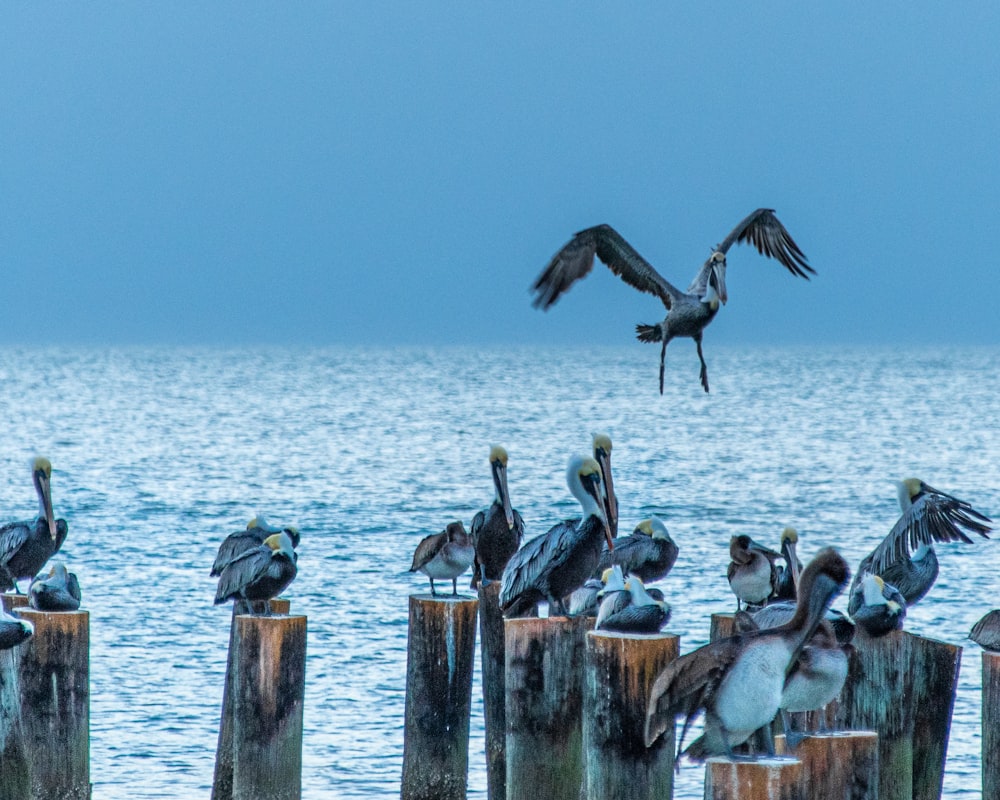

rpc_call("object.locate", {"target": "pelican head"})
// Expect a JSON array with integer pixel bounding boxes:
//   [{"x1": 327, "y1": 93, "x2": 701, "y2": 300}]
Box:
[
  {"x1": 598, "y1": 565, "x2": 626, "y2": 594},
  {"x1": 897, "y1": 478, "x2": 924, "y2": 510},
  {"x1": 707, "y1": 250, "x2": 728, "y2": 306},
  {"x1": 489, "y1": 445, "x2": 515, "y2": 529},
  {"x1": 730, "y1": 534, "x2": 780, "y2": 564},
  {"x1": 568, "y1": 455, "x2": 613, "y2": 550},
  {"x1": 781, "y1": 527, "x2": 798, "y2": 545},
  {"x1": 591, "y1": 433, "x2": 618, "y2": 538},
  {"x1": 32, "y1": 456, "x2": 57, "y2": 540},
  {"x1": 635, "y1": 516, "x2": 671, "y2": 541},
  {"x1": 263, "y1": 532, "x2": 296, "y2": 559}
]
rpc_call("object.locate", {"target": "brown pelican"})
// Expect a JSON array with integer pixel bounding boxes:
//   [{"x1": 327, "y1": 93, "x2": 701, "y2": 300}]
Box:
[
  {"x1": 848, "y1": 478, "x2": 992, "y2": 610},
  {"x1": 531, "y1": 209, "x2": 813, "y2": 393},
  {"x1": 569, "y1": 565, "x2": 620, "y2": 617},
  {"x1": 597, "y1": 516, "x2": 678, "y2": 584},
  {"x1": 500, "y1": 455, "x2": 613, "y2": 617},
  {"x1": 470, "y1": 446, "x2": 525, "y2": 588},
  {"x1": 210, "y1": 515, "x2": 301, "y2": 577},
  {"x1": 593, "y1": 566, "x2": 629, "y2": 626},
  {"x1": 727, "y1": 534, "x2": 781, "y2": 611},
  {"x1": 771, "y1": 528, "x2": 802, "y2": 602},
  {"x1": 848, "y1": 574, "x2": 905, "y2": 637},
  {"x1": 214, "y1": 531, "x2": 297, "y2": 614},
  {"x1": 0, "y1": 457, "x2": 69, "y2": 593},
  {"x1": 28, "y1": 561, "x2": 82, "y2": 611},
  {"x1": 0, "y1": 605, "x2": 33, "y2": 650},
  {"x1": 596, "y1": 574, "x2": 672, "y2": 634},
  {"x1": 410, "y1": 521, "x2": 475, "y2": 596},
  {"x1": 971, "y1": 610, "x2": 1000, "y2": 651},
  {"x1": 645, "y1": 548, "x2": 850, "y2": 761},
  {"x1": 592, "y1": 433, "x2": 619, "y2": 538}
]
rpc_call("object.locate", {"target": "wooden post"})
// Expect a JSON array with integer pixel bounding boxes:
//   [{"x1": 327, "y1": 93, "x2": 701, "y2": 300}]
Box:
[
  {"x1": 583, "y1": 630, "x2": 679, "y2": 800},
  {"x1": 1, "y1": 593, "x2": 29, "y2": 613},
  {"x1": 505, "y1": 615, "x2": 592, "y2": 800},
  {"x1": 477, "y1": 581, "x2": 507, "y2": 800},
  {"x1": 983, "y1": 652, "x2": 1000, "y2": 800},
  {"x1": 836, "y1": 629, "x2": 960, "y2": 800},
  {"x1": 704, "y1": 756, "x2": 802, "y2": 800},
  {"x1": 0, "y1": 646, "x2": 29, "y2": 799},
  {"x1": 710, "y1": 612, "x2": 736, "y2": 642},
  {"x1": 213, "y1": 599, "x2": 291, "y2": 800},
  {"x1": 775, "y1": 732, "x2": 879, "y2": 800},
  {"x1": 16, "y1": 609, "x2": 90, "y2": 800},
  {"x1": 401, "y1": 594, "x2": 478, "y2": 800},
  {"x1": 231, "y1": 613, "x2": 307, "y2": 800}
]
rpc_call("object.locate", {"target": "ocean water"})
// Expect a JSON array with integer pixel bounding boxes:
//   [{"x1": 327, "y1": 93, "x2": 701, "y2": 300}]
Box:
[{"x1": 0, "y1": 344, "x2": 997, "y2": 799}]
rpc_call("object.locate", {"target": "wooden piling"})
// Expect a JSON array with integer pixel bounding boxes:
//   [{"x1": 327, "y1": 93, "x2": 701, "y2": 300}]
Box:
[
  {"x1": 0, "y1": 646, "x2": 29, "y2": 799},
  {"x1": 710, "y1": 612, "x2": 736, "y2": 642},
  {"x1": 583, "y1": 630, "x2": 679, "y2": 800},
  {"x1": 983, "y1": 651, "x2": 1000, "y2": 800},
  {"x1": 1, "y1": 593, "x2": 29, "y2": 613},
  {"x1": 213, "y1": 598, "x2": 292, "y2": 800},
  {"x1": 231, "y1": 613, "x2": 307, "y2": 800},
  {"x1": 836, "y1": 629, "x2": 960, "y2": 800},
  {"x1": 477, "y1": 581, "x2": 507, "y2": 800},
  {"x1": 16, "y1": 608, "x2": 90, "y2": 800},
  {"x1": 704, "y1": 756, "x2": 802, "y2": 800},
  {"x1": 401, "y1": 594, "x2": 478, "y2": 800},
  {"x1": 505, "y1": 615, "x2": 592, "y2": 800},
  {"x1": 775, "y1": 732, "x2": 879, "y2": 800}
]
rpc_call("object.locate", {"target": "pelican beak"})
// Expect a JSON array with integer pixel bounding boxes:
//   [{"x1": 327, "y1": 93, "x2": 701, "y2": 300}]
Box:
[
  {"x1": 585, "y1": 472, "x2": 614, "y2": 550},
  {"x1": 749, "y1": 538, "x2": 781, "y2": 559},
  {"x1": 494, "y1": 459, "x2": 515, "y2": 530},
  {"x1": 713, "y1": 261, "x2": 728, "y2": 305},
  {"x1": 37, "y1": 469, "x2": 57, "y2": 540},
  {"x1": 594, "y1": 447, "x2": 618, "y2": 539}
]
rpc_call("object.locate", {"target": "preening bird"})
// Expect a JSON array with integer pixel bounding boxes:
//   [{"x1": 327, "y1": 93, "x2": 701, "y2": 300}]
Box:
[
  {"x1": 214, "y1": 531, "x2": 298, "y2": 614},
  {"x1": 0, "y1": 457, "x2": 69, "y2": 593},
  {"x1": 771, "y1": 527, "x2": 802, "y2": 602},
  {"x1": 210, "y1": 515, "x2": 301, "y2": 577},
  {"x1": 597, "y1": 516, "x2": 678, "y2": 584},
  {"x1": 470, "y1": 446, "x2": 525, "y2": 588},
  {"x1": 28, "y1": 561, "x2": 82, "y2": 611},
  {"x1": 531, "y1": 209, "x2": 813, "y2": 393},
  {"x1": 596, "y1": 574, "x2": 672, "y2": 634},
  {"x1": 410, "y1": 521, "x2": 475, "y2": 596},
  {"x1": 848, "y1": 573, "x2": 906, "y2": 637}
]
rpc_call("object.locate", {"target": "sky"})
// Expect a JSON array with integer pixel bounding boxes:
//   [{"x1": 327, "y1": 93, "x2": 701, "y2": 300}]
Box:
[{"x1": 2, "y1": 4, "x2": 998, "y2": 347}]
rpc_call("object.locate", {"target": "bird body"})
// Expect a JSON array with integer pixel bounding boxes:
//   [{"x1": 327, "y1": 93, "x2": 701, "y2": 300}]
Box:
[
  {"x1": 410, "y1": 521, "x2": 474, "y2": 596},
  {"x1": 597, "y1": 516, "x2": 678, "y2": 584},
  {"x1": 214, "y1": 532, "x2": 297, "y2": 611},
  {"x1": 849, "y1": 574, "x2": 906, "y2": 636},
  {"x1": 727, "y1": 535, "x2": 780, "y2": 610},
  {"x1": 470, "y1": 446, "x2": 525, "y2": 588},
  {"x1": 772, "y1": 528, "x2": 802, "y2": 602},
  {"x1": 28, "y1": 561, "x2": 82, "y2": 611},
  {"x1": 596, "y1": 574, "x2": 671, "y2": 634},
  {"x1": 210, "y1": 516, "x2": 301, "y2": 577},
  {"x1": 0, "y1": 606, "x2": 33, "y2": 650},
  {"x1": 971, "y1": 610, "x2": 1000, "y2": 651},
  {"x1": 531, "y1": 209, "x2": 813, "y2": 393}
]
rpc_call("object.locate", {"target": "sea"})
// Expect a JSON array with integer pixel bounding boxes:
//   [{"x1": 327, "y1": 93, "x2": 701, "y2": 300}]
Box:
[{"x1": 0, "y1": 344, "x2": 997, "y2": 799}]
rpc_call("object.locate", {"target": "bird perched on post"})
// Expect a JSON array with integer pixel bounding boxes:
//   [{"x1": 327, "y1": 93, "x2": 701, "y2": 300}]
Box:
[
  {"x1": 531, "y1": 209, "x2": 813, "y2": 393},
  {"x1": 597, "y1": 516, "x2": 678, "y2": 584},
  {"x1": 0, "y1": 457, "x2": 69, "y2": 593},
  {"x1": 410, "y1": 521, "x2": 474, "y2": 597},
  {"x1": 28, "y1": 561, "x2": 82, "y2": 611},
  {"x1": 469, "y1": 446, "x2": 525, "y2": 589},
  {"x1": 210, "y1": 515, "x2": 301, "y2": 577},
  {"x1": 848, "y1": 573, "x2": 906, "y2": 637},
  {"x1": 727, "y1": 534, "x2": 781, "y2": 611},
  {"x1": 214, "y1": 531, "x2": 298, "y2": 614}
]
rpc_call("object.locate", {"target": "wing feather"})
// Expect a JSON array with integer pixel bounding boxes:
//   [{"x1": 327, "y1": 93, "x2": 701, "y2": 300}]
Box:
[
  {"x1": 0, "y1": 522, "x2": 30, "y2": 566},
  {"x1": 715, "y1": 208, "x2": 814, "y2": 278},
  {"x1": 499, "y1": 519, "x2": 577, "y2": 607}
]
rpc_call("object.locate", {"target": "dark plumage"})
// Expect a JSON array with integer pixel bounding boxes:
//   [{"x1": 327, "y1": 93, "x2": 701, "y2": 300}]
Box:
[
  {"x1": 849, "y1": 574, "x2": 906, "y2": 637},
  {"x1": 727, "y1": 534, "x2": 781, "y2": 611},
  {"x1": 597, "y1": 516, "x2": 678, "y2": 584},
  {"x1": 214, "y1": 531, "x2": 298, "y2": 613},
  {"x1": 971, "y1": 610, "x2": 1000, "y2": 651},
  {"x1": 210, "y1": 515, "x2": 301, "y2": 577},
  {"x1": 28, "y1": 561, "x2": 82, "y2": 611},
  {"x1": 0, "y1": 606, "x2": 33, "y2": 650},
  {"x1": 470, "y1": 446, "x2": 525, "y2": 588}
]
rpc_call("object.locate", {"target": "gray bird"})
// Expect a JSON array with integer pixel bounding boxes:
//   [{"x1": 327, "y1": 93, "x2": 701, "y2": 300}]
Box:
[
  {"x1": 410, "y1": 521, "x2": 475, "y2": 597},
  {"x1": 28, "y1": 561, "x2": 82, "y2": 611},
  {"x1": 0, "y1": 605, "x2": 33, "y2": 650},
  {"x1": 214, "y1": 531, "x2": 298, "y2": 614},
  {"x1": 210, "y1": 515, "x2": 301, "y2": 577}
]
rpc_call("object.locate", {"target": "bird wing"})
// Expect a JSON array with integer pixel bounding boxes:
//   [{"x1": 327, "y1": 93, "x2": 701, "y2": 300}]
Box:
[
  {"x1": 0, "y1": 522, "x2": 30, "y2": 566},
  {"x1": 215, "y1": 546, "x2": 269, "y2": 603},
  {"x1": 499, "y1": 520, "x2": 577, "y2": 607},
  {"x1": 211, "y1": 530, "x2": 262, "y2": 576},
  {"x1": 531, "y1": 225, "x2": 682, "y2": 311},
  {"x1": 409, "y1": 531, "x2": 447, "y2": 572},
  {"x1": 866, "y1": 490, "x2": 992, "y2": 576},
  {"x1": 469, "y1": 509, "x2": 488, "y2": 546}
]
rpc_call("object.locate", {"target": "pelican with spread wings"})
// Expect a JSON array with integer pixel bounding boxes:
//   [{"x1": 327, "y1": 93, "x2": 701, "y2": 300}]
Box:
[{"x1": 531, "y1": 209, "x2": 813, "y2": 393}]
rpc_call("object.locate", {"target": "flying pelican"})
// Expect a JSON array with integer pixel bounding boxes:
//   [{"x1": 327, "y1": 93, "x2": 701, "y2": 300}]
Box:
[
  {"x1": 0, "y1": 457, "x2": 69, "y2": 593},
  {"x1": 596, "y1": 574, "x2": 672, "y2": 634},
  {"x1": 597, "y1": 516, "x2": 678, "y2": 584},
  {"x1": 727, "y1": 534, "x2": 781, "y2": 611},
  {"x1": 500, "y1": 455, "x2": 613, "y2": 617},
  {"x1": 28, "y1": 561, "x2": 82, "y2": 611},
  {"x1": 771, "y1": 528, "x2": 802, "y2": 602},
  {"x1": 971, "y1": 610, "x2": 1000, "y2": 651},
  {"x1": 645, "y1": 548, "x2": 850, "y2": 761},
  {"x1": 848, "y1": 478, "x2": 992, "y2": 610},
  {"x1": 592, "y1": 433, "x2": 619, "y2": 538},
  {"x1": 410, "y1": 521, "x2": 475, "y2": 597},
  {"x1": 848, "y1": 574, "x2": 906, "y2": 637},
  {"x1": 210, "y1": 515, "x2": 301, "y2": 577},
  {"x1": 214, "y1": 531, "x2": 297, "y2": 614},
  {"x1": 531, "y1": 209, "x2": 813, "y2": 393},
  {"x1": 0, "y1": 605, "x2": 33, "y2": 650},
  {"x1": 470, "y1": 446, "x2": 525, "y2": 589}
]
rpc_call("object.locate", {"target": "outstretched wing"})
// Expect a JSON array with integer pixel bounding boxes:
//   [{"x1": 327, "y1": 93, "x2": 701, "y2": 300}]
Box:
[
  {"x1": 531, "y1": 224, "x2": 681, "y2": 311},
  {"x1": 718, "y1": 208, "x2": 813, "y2": 277}
]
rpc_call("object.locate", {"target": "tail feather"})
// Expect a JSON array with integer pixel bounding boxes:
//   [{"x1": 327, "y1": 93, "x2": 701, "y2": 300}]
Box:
[{"x1": 636, "y1": 323, "x2": 661, "y2": 343}]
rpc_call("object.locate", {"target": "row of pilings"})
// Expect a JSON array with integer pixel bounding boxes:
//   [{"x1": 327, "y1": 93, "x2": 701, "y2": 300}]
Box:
[{"x1": 401, "y1": 593, "x2": 1000, "y2": 800}]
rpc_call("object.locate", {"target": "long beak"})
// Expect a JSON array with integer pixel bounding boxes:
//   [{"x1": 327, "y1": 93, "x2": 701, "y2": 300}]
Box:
[
  {"x1": 494, "y1": 461, "x2": 515, "y2": 530},
  {"x1": 714, "y1": 262, "x2": 728, "y2": 305},
  {"x1": 749, "y1": 538, "x2": 781, "y2": 559},
  {"x1": 787, "y1": 542, "x2": 802, "y2": 591},
  {"x1": 38, "y1": 470, "x2": 57, "y2": 540},
  {"x1": 594, "y1": 448, "x2": 618, "y2": 538},
  {"x1": 586, "y1": 475, "x2": 614, "y2": 551}
]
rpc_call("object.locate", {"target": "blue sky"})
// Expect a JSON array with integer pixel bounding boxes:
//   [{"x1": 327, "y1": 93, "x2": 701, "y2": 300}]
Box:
[{"x1": 2, "y1": 4, "x2": 997, "y2": 346}]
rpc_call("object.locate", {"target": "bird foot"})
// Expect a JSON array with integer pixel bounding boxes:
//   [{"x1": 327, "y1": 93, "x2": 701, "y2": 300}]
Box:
[{"x1": 783, "y1": 732, "x2": 808, "y2": 751}]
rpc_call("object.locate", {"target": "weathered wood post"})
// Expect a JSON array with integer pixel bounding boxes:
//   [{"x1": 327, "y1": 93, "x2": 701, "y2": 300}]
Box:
[
  {"x1": 710, "y1": 612, "x2": 736, "y2": 642},
  {"x1": 231, "y1": 613, "x2": 307, "y2": 800},
  {"x1": 401, "y1": 594, "x2": 478, "y2": 800},
  {"x1": 1, "y1": 594, "x2": 29, "y2": 614},
  {"x1": 0, "y1": 645, "x2": 29, "y2": 799},
  {"x1": 983, "y1": 651, "x2": 1000, "y2": 800},
  {"x1": 836, "y1": 629, "x2": 960, "y2": 800},
  {"x1": 213, "y1": 598, "x2": 292, "y2": 800},
  {"x1": 775, "y1": 732, "x2": 879, "y2": 800},
  {"x1": 476, "y1": 581, "x2": 507, "y2": 800},
  {"x1": 505, "y1": 616, "x2": 592, "y2": 800},
  {"x1": 583, "y1": 630, "x2": 679, "y2": 800},
  {"x1": 16, "y1": 608, "x2": 90, "y2": 800},
  {"x1": 704, "y1": 756, "x2": 802, "y2": 800}
]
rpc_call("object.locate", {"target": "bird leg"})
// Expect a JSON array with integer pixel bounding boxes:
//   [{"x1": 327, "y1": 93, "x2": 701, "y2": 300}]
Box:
[
  {"x1": 451, "y1": 577, "x2": 458, "y2": 596},
  {"x1": 659, "y1": 337, "x2": 669, "y2": 395},
  {"x1": 696, "y1": 335, "x2": 709, "y2": 393},
  {"x1": 781, "y1": 709, "x2": 806, "y2": 750},
  {"x1": 429, "y1": 579, "x2": 437, "y2": 597}
]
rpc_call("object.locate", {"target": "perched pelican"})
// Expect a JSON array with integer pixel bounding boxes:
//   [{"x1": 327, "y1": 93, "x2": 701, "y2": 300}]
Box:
[
  {"x1": 0, "y1": 457, "x2": 69, "y2": 593},
  {"x1": 848, "y1": 574, "x2": 905, "y2": 637},
  {"x1": 645, "y1": 548, "x2": 850, "y2": 761},
  {"x1": 593, "y1": 566, "x2": 629, "y2": 627},
  {"x1": 214, "y1": 531, "x2": 297, "y2": 614},
  {"x1": 531, "y1": 209, "x2": 813, "y2": 393},
  {"x1": 210, "y1": 515, "x2": 301, "y2": 577},
  {"x1": 592, "y1": 433, "x2": 619, "y2": 538},
  {"x1": 971, "y1": 610, "x2": 1000, "y2": 651},
  {"x1": 0, "y1": 605, "x2": 33, "y2": 650},
  {"x1": 470, "y1": 446, "x2": 525, "y2": 588},
  {"x1": 848, "y1": 478, "x2": 992, "y2": 609},
  {"x1": 500, "y1": 456, "x2": 613, "y2": 617},
  {"x1": 569, "y1": 565, "x2": 620, "y2": 618},
  {"x1": 597, "y1": 516, "x2": 678, "y2": 584},
  {"x1": 771, "y1": 528, "x2": 802, "y2": 602},
  {"x1": 596, "y1": 574, "x2": 672, "y2": 634},
  {"x1": 28, "y1": 561, "x2": 82, "y2": 611},
  {"x1": 410, "y1": 521, "x2": 474, "y2": 597},
  {"x1": 727, "y1": 535, "x2": 781, "y2": 611}
]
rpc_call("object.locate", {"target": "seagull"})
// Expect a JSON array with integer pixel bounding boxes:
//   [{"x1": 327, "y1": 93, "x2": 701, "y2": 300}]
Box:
[{"x1": 531, "y1": 209, "x2": 813, "y2": 393}]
